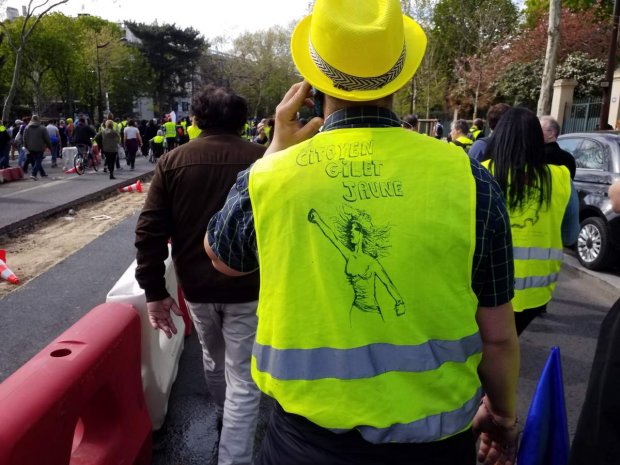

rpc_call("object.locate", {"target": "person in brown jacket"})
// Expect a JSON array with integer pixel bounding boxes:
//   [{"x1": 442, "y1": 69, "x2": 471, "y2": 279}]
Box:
[{"x1": 134, "y1": 85, "x2": 265, "y2": 465}]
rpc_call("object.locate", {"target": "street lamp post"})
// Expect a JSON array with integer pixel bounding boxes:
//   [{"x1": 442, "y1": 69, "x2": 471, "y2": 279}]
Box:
[{"x1": 95, "y1": 40, "x2": 111, "y2": 125}]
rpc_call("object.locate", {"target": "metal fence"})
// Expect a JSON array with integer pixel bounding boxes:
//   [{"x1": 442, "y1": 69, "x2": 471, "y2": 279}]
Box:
[{"x1": 562, "y1": 98, "x2": 602, "y2": 134}]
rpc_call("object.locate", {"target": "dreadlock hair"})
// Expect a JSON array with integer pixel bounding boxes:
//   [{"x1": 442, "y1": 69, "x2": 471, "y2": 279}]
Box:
[{"x1": 484, "y1": 107, "x2": 551, "y2": 212}]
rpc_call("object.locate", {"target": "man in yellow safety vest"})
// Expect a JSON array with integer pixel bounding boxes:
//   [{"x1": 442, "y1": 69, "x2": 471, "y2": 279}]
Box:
[{"x1": 206, "y1": 1, "x2": 519, "y2": 464}]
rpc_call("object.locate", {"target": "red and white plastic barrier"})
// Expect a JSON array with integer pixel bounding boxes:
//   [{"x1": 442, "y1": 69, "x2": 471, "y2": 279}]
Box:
[
  {"x1": 0, "y1": 167, "x2": 24, "y2": 183},
  {"x1": 106, "y1": 246, "x2": 188, "y2": 430},
  {"x1": 0, "y1": 303, "x2": 151, "y2": 465},
  {"x1": 61, "y1": 147, "x2": 78, "y2": 171}
]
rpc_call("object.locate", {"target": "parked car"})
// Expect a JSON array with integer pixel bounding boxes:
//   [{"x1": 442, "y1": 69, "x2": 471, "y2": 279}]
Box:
[{"x1": 557, "y1": 132, "x2": 620, "y2": 270}]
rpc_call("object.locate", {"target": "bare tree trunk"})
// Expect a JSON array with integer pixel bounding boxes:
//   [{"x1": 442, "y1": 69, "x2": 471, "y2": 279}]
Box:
[
  {"x1": 537, "y1": 0, "x2": 561, "y2": 116},
  {"x1": 426, "y1": 79, "x2": 431, "y2": 119},
  {"x1": 411, "y1": 77, "x2": 417, "y2": 114},
  {"x1": 254, "y1": 84, "x2": 264, "y2": 118},
  {"x1": 34, "y1": 81, "x2": 41, "y2": 115},
  {"x1": 2, "y1": 49, "x2": 23, "y2": 121},
  {"x1": 28, "y1": 70, "x2": 47, "y2": 115}
]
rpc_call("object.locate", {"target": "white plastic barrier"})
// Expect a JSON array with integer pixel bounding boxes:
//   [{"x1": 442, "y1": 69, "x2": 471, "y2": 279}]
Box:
[
  {"x1": 106, "y1": 247, "x2": 185, "y2": 430},
  {"x1": 61, "y1": 146, "x2": 78, "y2": 171}
]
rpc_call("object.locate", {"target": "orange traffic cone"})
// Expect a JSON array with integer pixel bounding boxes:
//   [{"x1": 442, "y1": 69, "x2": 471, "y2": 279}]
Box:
[
  {"x1": 119, "y1": 180, "x2": 142, "y2": 193},
  {"x1": 65, "y1": 166, "x2": 78, "y2": 174},
  {"x1": 0, "y1": 258, "x2": 19, "y2": 285}
]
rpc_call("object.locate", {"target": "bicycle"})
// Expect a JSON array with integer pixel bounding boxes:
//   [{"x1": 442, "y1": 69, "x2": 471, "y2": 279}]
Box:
[{"x1": 73, "y1": 144, "x2": 99, "y2": 175}]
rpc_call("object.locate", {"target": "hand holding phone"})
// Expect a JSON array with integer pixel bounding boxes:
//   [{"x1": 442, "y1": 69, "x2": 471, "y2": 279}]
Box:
[
  {"x1": 312, "y1": 88, "x2": 324, "y2": 118},
  {"x1": 264, "y1": 81, "x2": 324, "y2": 156}
]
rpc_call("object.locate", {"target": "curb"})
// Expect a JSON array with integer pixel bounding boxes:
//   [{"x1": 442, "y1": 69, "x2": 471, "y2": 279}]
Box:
[
  {"x1": 0, "y1": 171, "x2": 153, "y2": 237},
  {"x1": 562, "y1": 251, "x2": 620, "y2": 293}
]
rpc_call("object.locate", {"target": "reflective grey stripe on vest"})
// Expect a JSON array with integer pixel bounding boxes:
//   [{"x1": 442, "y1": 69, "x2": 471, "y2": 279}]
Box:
[
  {"x1": 514, "y1": 273, "x2": 559, "y2": 290},
  {"x1": 331, "y1": 386, "x2": 484, "y2": 444},
  {"x1": 513, "y1": 247, "x2": 564, "y2": 261},
  {"x1": 253, "y1": 332, "x2": 482, "y2": 381}
]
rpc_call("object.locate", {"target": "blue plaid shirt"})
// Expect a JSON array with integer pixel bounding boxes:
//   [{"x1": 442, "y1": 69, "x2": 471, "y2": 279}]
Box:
[{"x1": 208, "y1": 107, "x2": 514, "y2": 307}]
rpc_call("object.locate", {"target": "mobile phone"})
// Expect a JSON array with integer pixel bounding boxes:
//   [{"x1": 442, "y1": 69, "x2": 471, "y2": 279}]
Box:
[{"x1": 312, "y1": 88, "x2": 324, "y2": 118}]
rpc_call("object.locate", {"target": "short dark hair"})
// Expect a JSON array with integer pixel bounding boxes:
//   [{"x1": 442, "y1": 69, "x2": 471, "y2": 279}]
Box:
[
  {"x1": 486, "y1": 103, "x2": 511, "y2": 131},
  {"x1": 452, "y1": 119, "x2": 469, "y2": 135},
  {"x1": 191, "y1": 85, "x2": 248, "y2": 132},
  {"x1": 473, "y1": 118, "x2": 484, "y2": 129},
  {"x1": 402, "y1": 114, "x2": 418, "y2": 128}
]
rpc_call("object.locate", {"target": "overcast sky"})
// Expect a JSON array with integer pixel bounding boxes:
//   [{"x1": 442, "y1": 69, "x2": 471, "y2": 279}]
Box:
[{"x1": 5, "y1": 0, "x2": 312, "y2": 44}]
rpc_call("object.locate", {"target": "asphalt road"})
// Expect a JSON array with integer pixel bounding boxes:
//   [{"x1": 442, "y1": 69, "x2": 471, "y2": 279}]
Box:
[
  {"x1": 0, "y1": 152, "x2": 154, "y2": 235},
  {"x1": 0, "y1": 212, "x2": 141, "y2": 381}
]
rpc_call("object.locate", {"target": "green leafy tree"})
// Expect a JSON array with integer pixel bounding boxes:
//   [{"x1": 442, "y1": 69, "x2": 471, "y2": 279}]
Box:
[
  {"x1": 491, "y1": 59, "x2": 544, "y2": 108},
  {"x1": 394, "y1": 0, "x2": 447, "y2": 119},
  {"x1": 524, "y1": 0, "x2": 612, "y2": 26},
  {"x1": 487, "y1": 4, "x2": 610, "y2": 109},
  {"x1": 0, "y1": 0, "x2": 69, "y2": 120},
  {"x1": 556, "y1": 52, "x2": 606, "y2": 98},
  {"x1": 0, "y1": 32, "x2": 5, "y2": 78},
  {"x1": 227, "y1": 26, "x2": 298, "y2": 117},
  {"x1": 46, "y1": 14, "x2": 90, "y2": 118},
  {"x1": 431, "y1": 0, "x2": 518, "y2": 117},
  {"x1": 17, "y1": 13, "x2": 77, "y2": 114},
  {"x1": 76, "y1": 16, "x2": 153, "y2": 122},
  {"x1": 125, "y1": 22, "x2": 204, "y2": 115}
]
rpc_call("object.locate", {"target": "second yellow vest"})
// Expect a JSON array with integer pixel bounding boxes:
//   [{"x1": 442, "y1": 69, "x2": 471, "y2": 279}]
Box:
[{"x1": 483, "y1": 161, "x2": 571, "y2": 311}]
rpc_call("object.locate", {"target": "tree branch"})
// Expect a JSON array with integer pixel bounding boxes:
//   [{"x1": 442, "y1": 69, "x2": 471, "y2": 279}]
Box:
[{"x1": 25, "y1": 0, "x2": 69, "y2": 41}]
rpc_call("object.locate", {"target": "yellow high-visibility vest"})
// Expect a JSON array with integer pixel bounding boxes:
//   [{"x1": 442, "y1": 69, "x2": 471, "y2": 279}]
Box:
[
  {"x1": 249, "y1": 127, "x2": 481, "y2": 443},
  {"x1": 163, "y1": 121, "x2": 176, "y2": 138},
  {"x1": 451, "y1": 136, "x2": 473, "y2": 153},
  {"x1": 187, "y1": 125, "x2": 202, "y2": 140},
  {"x1": 483, "y1": 161, "x2": 571, "y2": 311}
]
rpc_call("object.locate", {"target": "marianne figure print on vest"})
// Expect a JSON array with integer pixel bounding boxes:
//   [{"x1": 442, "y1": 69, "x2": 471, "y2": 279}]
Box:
[{"x1": 308, "y1": 206, "x2": 405, "y2": 324}]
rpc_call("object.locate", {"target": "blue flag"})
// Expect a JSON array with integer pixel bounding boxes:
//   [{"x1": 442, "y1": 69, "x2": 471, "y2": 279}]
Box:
[{"x1": 517, "y1": 346, "x2": 569, "y2": 465}]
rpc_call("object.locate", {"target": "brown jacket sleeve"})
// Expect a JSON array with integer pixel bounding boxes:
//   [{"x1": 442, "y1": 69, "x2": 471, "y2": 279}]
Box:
[{"x1": 135, "y1": 161, "x2": 173, "y2": 302}]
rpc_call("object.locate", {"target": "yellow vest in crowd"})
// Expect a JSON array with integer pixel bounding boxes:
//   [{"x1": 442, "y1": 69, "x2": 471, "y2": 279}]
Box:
[
  {"x1": 451, "y1": 135, "x2": 473, "y2": 153},
  {"x1": 152, "y1": 135, "x2": 164, "y2": 144},
  {"x1": 163, "y1": 121, "x2": 176, "y2": 138},
  {"x1": 187, "y1": 125, "x2": 201, "y2": 140},
  {"x1": 483, "y1": 161, "x2": 571, "y2": 311},
  {"x1": 249, "y1": 127, "x2": 482, "y2": 443}
]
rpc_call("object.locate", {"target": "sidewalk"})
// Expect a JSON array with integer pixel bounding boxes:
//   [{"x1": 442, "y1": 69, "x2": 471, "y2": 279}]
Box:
[
  {"x1": 0, "y1": 152, "x2": 155, "y2": 235},
  {"x1": 563, "y1": 250, "x2": 620, "y2": 292}
]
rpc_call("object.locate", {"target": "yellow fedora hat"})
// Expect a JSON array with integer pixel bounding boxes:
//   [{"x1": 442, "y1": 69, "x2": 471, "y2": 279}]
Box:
[{"x1": 291, "y1": 0, "x2": 427, "y2": 102}]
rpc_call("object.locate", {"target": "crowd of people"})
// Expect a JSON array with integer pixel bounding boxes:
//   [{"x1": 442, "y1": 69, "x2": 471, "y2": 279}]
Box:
[
  {"x1": 0, "y1": 112, "x2": 208, "y2": 180},
  {"x1": 0, "y1": 109, "x2": 283, "y2": 182}
]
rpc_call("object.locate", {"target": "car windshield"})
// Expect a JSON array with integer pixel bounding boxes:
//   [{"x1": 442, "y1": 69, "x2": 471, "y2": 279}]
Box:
[
  {"x1": 573, "y1": 138, "x2": 608, "y2": 170},
  {"x1": 557, "y1": 137, "x2": 581, "y2": 155}
]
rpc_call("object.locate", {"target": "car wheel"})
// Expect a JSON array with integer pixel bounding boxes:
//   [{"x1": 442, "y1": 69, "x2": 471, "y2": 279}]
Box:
[{"x1": 576, "y1": 216, "x2": 618, "y2": 270}]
